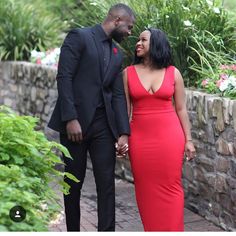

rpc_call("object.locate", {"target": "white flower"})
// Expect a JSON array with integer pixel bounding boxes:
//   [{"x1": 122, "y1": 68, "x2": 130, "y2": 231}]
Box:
[
  {"x1": 184, "y1": 20, "x2": 192, "y2": 27},
  {"x1": 31, "y1": 50, "x2": 38, "y2": 58},
  {"x1": 41, "y1": 203, "x2": 48, "y2": 211},
  {"x1": 49, "y1": 211, "x2": 65, "y2": 225},
  {"x1": 31, "y1": 50, "x2": 45, "y2": 59},
  {"x1": 213, "y1": 7, "x2": 220, "y2": 14},
  {"x1": 182, "y1": 5, "x2": 190, "y2": 11},
  {"x1": 54, "y1": 48, "x2": 60, "y2": 55},
  {"x1": 219, "y1": 79, "x2": 230, "y2": 91},
  {"x1": 31, "y1": 48, "x2": 60, "y2": 67},
  {"x1": 165, "y1": 15, "x2": 169, "y2": 18},
  {"x1": 228, "y1": 76, "x2": 236, "y2": 87},
  {"x1": 206, "y1": 0, "x2": 213, "y2": 6}
]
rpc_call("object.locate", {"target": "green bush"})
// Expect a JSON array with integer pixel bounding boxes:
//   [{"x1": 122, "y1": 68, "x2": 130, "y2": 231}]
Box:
[
  {"x1": 26, "y1": 0, "x2": 79, "y2": 27},
  {"x1": 224, "y1": 0, "x2": 236, "y2": 11},
  {"x1": 71, "y1": 0, "x2": 235, "y2": 87},
  {"x1": 0, "y1": 106, "x2": 78, "y2": 231},
  {"x1": 0, "y1": 0, "x2": 66, "y2": 61}
]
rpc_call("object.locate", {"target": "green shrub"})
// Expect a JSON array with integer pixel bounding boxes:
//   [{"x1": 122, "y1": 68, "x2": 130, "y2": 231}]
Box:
[
  {"x1": 0, "y1": 106, "x2": 78, "y2": 231},
  {"x1": 71, "y1": 0, "x2": 235, "y2": 87},
  {"x1": 26, "y1": 0, "x2": 79, "y2": 27},
  {"x1": 224, "y1": 0, "x2": 236, "y2": 11},
  {"x1": 0, "y1": 0, "x2": 66, "y2": 61}
]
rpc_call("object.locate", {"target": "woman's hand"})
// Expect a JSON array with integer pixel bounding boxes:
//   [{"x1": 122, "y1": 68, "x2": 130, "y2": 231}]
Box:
[{"x1": 185, "y1": 140, "x2": 196, "y2": 161}]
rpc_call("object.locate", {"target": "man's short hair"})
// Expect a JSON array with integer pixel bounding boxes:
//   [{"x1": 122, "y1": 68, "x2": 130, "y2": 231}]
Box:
[{"x1": 108, "y1": 3, "x2": 135, "y2": 18}]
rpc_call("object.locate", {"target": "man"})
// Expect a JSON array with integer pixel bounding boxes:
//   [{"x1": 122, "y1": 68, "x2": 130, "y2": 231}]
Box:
[{"x1": 48, "y1": 3, "x2": 135, "y2": 231}]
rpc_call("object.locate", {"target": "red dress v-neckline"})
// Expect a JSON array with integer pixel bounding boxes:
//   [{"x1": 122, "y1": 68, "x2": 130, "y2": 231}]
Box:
[{"x1": 132, "y1": 65, "x2": 167, "y2": 96}]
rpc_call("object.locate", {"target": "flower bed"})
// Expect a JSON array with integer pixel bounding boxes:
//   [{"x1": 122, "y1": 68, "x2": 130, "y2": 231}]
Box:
[
  {"x1": 30, "y1": 48, "x2": 60, "y2": 68},
  {"x1": 200, "y1": 64, "x2": 236, "y2": 99}
]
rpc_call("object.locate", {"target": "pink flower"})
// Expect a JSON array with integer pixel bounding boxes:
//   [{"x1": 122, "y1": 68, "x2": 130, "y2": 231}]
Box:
[
  {"x1": 216, "y1": 79, "x2": 224, "y2": 88},
  {"x1": 36, "y1": 58, "x2": 41, "y2": 64},
  {"x1": 220, "y1": 74, "x2": 228, "y2": 80},
  {"x1": 230, "y1": 64, "x2": 236, "y2": 71},
  {"x1": 201, "y1": 79, "x2": 209, "y2": 87},
  {"x1": 220, "y1": 64, "x2": 229, "y2": 70},
  {"x1": 113, "y1": 47, "x2": 118, "y2": 54}
]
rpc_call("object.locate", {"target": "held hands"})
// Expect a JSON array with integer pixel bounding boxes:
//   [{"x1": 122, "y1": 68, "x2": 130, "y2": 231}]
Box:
[
  {"x1": 185, "y1": 140, "x2": 196, "y2": 161},
  {"x1": 66, "y1": 119, "x2": 83, "y2": 142},
  {"x1": 115, "y1": 135, "x2": 129, "y2": 158}
]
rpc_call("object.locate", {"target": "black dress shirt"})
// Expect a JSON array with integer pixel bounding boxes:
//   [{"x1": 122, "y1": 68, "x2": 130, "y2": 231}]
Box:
[{"x1": 96, "y1": 25, "x2": 112, "y2": 108}]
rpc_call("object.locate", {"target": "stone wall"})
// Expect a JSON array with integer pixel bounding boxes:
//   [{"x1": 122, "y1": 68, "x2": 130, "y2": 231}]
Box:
[
  {"x1": 183, "y1": 90, "x2": 236, "y2": 231},
  {"x1": 0, "y1": 61, "x2": 236, "y2": 230},
  {"x1": 0, "y1": 61, "x2": 58, "y2": 139}
]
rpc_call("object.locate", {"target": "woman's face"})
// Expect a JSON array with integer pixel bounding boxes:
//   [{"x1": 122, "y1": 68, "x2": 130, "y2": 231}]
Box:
[{"x1": 135, "y1": 30, "x2": 151, "y2": 58}]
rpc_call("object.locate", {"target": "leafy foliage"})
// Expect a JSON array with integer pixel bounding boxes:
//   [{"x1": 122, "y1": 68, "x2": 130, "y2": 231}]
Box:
[
  {"x1": 0, "y1": 0, "x2": 66, "y2": 61},
  {"x1": 26, "y1": 0, "x2": 80, "y2": 27},
  {"x1": 0, "y1": 106, "x2": 79, "y2": 231},
  {"x1": 224, "y1": 0, "x2": 236, "y2": 11},
  {"x1": 71, "y1": 0, "x2": 236, "y2": 87},
  {"x1": 1, "y1": 0, "x2": 235, "y2": 97}
]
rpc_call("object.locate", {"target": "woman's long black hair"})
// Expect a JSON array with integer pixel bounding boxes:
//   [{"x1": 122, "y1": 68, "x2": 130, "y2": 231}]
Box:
[{"x1": 133, "y1": 28, "x2": 173, "y2": 69}]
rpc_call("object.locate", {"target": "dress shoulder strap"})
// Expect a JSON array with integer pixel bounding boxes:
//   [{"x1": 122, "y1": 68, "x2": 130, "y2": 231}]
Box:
[
  {"x1": 126, "y1": 65, "x2": 134, "y2": 76},
  {"x1": 166, "y1": 65, "x2": 176, "y2": 85},
  {"x1": 126, "y1": 65, "x2": 135, "y2": 84}
]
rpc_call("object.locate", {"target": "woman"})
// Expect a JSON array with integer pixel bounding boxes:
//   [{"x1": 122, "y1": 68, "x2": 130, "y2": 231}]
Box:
[{"x1": 122, "y1": 28, "x2": 196, "y2": 231}]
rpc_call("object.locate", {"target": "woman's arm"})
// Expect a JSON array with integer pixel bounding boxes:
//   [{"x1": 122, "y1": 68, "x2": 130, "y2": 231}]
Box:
[
  {"x1": 122, "y1": 68, "x2": 132, "y2": 119},
  {"x1": 173, "y1": 68, "x2": 196, "y2": 160}
]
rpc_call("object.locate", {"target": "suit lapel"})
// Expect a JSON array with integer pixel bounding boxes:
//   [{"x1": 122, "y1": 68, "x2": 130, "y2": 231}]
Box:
[
  {"x1": 92, "y1": 26, "x2": 104, "y2": 80},
  {"x1": 92, "y1": 26, "x2": 121, "y2": 84},
  {"x1": 103, "y1": 42, "x2": 118, "y2": 83}
]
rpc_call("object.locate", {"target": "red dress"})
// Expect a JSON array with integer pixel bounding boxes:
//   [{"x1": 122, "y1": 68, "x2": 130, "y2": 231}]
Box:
[{"x1": 127, "y1": 65, "x2": 185, "y2": 231}]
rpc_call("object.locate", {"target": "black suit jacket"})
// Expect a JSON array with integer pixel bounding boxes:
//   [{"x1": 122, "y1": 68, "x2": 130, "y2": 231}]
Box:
[{"x1": 48, "y1": 24, "x2": 130, "y2": 139}]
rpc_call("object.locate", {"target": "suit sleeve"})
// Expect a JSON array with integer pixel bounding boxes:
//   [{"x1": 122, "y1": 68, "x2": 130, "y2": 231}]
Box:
[
  {"x1": 112, "y1": 64, "x2": 130, "y2": 136},
  {"x1": 57, "y1": 29, "x2": 84, "y2": 122}
]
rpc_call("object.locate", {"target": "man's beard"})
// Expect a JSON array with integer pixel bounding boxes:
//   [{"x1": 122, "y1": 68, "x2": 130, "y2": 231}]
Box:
[{"x1": 110, "y1": 29, "x2": 124, "y2": 43}]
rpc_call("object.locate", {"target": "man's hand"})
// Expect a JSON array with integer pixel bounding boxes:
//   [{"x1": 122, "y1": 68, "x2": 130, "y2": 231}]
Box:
[
  {"x1": 115, "y1": 135, "x2": 129, "y2": 157},
  {"x1": 66, "y1": 119, "x2": 83, "y2": 142}
]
